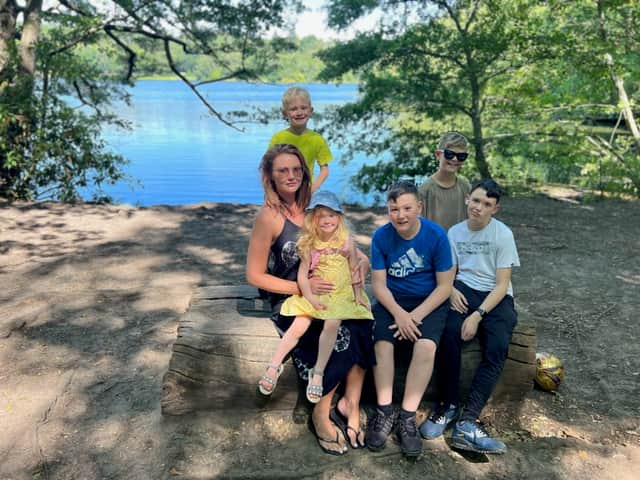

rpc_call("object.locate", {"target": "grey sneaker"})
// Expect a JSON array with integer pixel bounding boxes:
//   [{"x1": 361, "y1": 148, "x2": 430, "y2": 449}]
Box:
[
  {"x1": 418, "y1": 404, "x2": 459, "y2": 439},
  {"x1": 451, "y1": 420, "x2": 506, "y2": 454},
  {"x1": 395, "y1": 414, "x2": 422, "y2": 457},
  {"x1": 365, "y1": 408, "x2": 395, "y2": 451}
]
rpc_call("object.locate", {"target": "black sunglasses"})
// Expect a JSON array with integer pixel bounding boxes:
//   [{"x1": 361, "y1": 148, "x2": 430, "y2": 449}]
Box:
[{"x1": 442, "y1": 149, "x2": 468, "y2": 162}]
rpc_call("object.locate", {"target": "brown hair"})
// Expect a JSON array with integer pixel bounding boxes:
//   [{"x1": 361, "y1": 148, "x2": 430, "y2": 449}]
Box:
[
  {"x1": 259, "y1": 144, "x2": 312, "y2": 215},
  {"x1": 387, "y1": 180, "x2": 419, "y2": 203}
]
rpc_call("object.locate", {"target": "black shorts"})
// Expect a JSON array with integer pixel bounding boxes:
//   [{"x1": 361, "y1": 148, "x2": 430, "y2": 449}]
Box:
[{"x1": 372, "y1": 297, "x2": 449, "y2": 345}]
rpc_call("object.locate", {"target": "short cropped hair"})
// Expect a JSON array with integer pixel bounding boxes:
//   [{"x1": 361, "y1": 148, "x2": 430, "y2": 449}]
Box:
[
  {"x1": 282, "y1": 86, "x2": 311, "y2": 110},
  {"x1": 387, "y1": 180, "x2": 419, "y2": 203},
  {"x1": 438, "y1": 131, "x2": 468, "y2": 151},
  {"x1": 471, "y1": 179, "x2": 504, "y2": 203}
]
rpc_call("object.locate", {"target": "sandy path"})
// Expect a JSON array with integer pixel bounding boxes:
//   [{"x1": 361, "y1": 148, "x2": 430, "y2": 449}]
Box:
[{"x1": 0, "y1": 198, "x2": 638, "y2": 479}]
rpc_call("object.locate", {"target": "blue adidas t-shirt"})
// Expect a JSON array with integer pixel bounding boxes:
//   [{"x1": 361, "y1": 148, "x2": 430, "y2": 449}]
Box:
[{"x1": 371, "y1": 217, "x2": 452, "y2": 298}]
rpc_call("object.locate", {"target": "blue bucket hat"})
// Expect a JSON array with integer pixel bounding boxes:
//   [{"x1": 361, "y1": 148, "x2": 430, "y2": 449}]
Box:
[{"x1": 307, "y1": 190, "x2": 343, "y2": 213}]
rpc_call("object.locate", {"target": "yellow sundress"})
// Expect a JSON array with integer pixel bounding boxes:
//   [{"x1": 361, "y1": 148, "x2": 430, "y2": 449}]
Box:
[{"x1": 280, "y1": 232, "x2": 373, "y2": 321}]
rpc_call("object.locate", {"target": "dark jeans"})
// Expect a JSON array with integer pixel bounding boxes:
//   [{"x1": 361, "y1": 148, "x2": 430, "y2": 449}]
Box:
[{"x1": 437, "y1": 280, "x2": 517, "y2": 421}]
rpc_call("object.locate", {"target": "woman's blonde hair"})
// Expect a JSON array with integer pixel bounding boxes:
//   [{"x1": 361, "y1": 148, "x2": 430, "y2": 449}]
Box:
[
  {"x1": 297, "y1": 206, "x2": 348, "y2": 262},
  {"x1": 259, "y1": 144, "x2": 312, "y2": 215}
]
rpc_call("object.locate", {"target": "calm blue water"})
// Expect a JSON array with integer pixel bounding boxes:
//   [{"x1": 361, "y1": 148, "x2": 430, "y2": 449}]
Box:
[{"x1": 93, "y1": 81, "x2": 377, "y2": 206}]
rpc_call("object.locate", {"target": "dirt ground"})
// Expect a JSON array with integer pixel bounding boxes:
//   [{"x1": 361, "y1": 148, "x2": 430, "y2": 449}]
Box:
[{"x1": 1, "y1": 193, "x2": 639, "y2": 480}]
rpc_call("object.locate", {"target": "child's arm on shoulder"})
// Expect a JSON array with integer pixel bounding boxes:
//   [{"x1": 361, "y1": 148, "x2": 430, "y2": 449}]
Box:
[
  {"x1": 297, "y1": 253, "x2": 326, "y2": 310},
  {"x1": 311, "y1": 164, "x2": 329, "y2": 193}
]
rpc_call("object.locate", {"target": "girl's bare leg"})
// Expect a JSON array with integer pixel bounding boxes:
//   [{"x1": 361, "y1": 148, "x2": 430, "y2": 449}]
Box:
[
  {"x1": 259, "y1": 316, "x2": 311, "y2": 393},
  {"x1": 308, "y1": 319, "x2": 340, "y2": 400}
]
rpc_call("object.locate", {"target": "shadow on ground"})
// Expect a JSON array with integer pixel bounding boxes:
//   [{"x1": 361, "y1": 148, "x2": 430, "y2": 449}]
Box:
[{"x1": 0, "y1": 197, "x2": 638, "y2": 479}]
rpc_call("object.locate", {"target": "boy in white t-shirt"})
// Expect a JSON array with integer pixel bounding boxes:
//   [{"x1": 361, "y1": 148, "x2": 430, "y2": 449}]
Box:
[{"x1": 419, "y1": 179, "x2": 520, "y2": 454}]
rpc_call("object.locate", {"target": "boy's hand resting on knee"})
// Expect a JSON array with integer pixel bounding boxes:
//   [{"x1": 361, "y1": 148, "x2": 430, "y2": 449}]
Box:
[
  {"x1": 390, "y1": 310, "x2": 421, "y2": 342},
  {"x1": 461, "y1": 315, "x2": 481, "y2": 341}
]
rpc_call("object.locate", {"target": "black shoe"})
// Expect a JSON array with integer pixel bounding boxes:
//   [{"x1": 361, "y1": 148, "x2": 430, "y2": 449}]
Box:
[
  {"x1": 395, "y1": 414, "x2": 422, "y2": 457},
  {"x1": 365, "y1": 408, "x2": 395, "y2": 451}
]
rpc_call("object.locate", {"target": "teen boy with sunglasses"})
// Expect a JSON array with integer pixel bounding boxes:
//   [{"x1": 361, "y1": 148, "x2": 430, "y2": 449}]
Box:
[{"x1": 419, "y1": 132, "x2": 471, "y2": 231}]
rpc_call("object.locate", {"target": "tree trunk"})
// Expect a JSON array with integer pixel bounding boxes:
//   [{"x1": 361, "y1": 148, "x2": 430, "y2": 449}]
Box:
[
  {"x1": 597, "y1": 0, "x2": 640, "y2": 152},
  {"x1": 604, "y1": 54, "x2": 640, "y2": 151},
  {"x1": 470, "y1": 76, "x2": 491, "y2": 179},
  {"x1": 19, "y1": 0, "x2": 42, "y2": 76},
  {"x1": 161, "y1": 285, "x2": 537, "y2": 416},
  {"x1": 0, "y1": 0, "x2": 17, "y2": 76}
]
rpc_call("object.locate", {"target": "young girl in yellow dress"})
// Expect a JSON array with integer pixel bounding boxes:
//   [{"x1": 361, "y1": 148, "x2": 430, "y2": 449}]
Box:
[{"x1": 258, "y1": 190, "x2": 373, "y2": 403}]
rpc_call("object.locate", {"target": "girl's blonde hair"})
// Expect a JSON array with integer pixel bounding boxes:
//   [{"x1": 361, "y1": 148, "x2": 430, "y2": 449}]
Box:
[
  {"x1": 297, "y1": 206, "x2": 348, "y2": 262},
  {"x1": 259, "y1": 144, "x2": 312, "y2": 216}
]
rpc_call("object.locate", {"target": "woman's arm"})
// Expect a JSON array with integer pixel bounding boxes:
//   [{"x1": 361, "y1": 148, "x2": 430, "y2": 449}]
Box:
[
  {"x1": 246, "y1": 207, "x2": 300, "y2": 296},
  {"x1": 347, "y1": 236, "x2": 367, "y2": 307},
  {"x1": 350, "y1": 247, "x2": 370, "y2": 288}
]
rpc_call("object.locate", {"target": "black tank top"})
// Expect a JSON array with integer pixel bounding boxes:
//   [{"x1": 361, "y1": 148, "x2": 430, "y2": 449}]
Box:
[{"x1": 268, "y1": 218, "x2": 301, "y2": 309}]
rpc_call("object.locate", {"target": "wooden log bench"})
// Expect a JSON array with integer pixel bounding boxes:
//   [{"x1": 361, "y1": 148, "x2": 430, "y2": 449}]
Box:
[{"x1": 161, "y1": 285, "x2": 536, "y2": 416}]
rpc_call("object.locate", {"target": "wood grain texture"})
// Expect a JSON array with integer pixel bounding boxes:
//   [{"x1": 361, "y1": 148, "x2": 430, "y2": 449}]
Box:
[{"x1": 161, "y1": 286, "x2": 536, "y2": 415}]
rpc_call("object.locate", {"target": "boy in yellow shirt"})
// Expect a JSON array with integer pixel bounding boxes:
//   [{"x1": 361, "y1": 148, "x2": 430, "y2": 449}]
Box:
[{"x1": 269, "y1": 87, "x2": 332, "y2": 192}]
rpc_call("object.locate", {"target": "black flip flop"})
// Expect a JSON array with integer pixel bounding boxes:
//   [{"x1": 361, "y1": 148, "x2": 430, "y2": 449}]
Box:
[
  {"x1": 330, "y1": 407, "x2": 366, "y2": 449},
  {"x1": 309, "y1": 418, "x2": 347, "y2": 456}
]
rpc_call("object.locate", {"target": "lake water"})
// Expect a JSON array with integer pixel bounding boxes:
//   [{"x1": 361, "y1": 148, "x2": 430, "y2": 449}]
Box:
[{"x1": 94, "y1": 81, "x2": 378, "y2": 206}]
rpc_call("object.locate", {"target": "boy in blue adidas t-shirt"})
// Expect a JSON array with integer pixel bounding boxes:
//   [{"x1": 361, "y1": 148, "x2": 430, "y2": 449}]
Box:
[{"x1": 365, "y1": 180, "x2": 454, "y2": 457}]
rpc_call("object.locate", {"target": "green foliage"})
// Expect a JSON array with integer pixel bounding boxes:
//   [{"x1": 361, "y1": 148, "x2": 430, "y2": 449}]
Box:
[
  {"x1": 320, "y1": 0, "x2": 640, "y2": 198},
  {"x1": 0, "y1": 40, "x2": 128, "y2": 201},
  {"x1": 0, "y1": 0, "x2": 302, "y2": 201},
  {"x1": 493, "y1": 0, "x2": 640, "y2": 196},
  {"x1": 84, "y1": 34, "x2": 351, "y2": 84},
  {"x1": 319, "y1": 0, "x2": 537, "y2": 188}
]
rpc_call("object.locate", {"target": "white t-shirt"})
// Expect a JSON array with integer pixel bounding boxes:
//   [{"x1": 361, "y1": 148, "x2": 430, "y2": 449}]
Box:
[{"x1": 448, "y1": 218, "x2": 520, "y2": 296}]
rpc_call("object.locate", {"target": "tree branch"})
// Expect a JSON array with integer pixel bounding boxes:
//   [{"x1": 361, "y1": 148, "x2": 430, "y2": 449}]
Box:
[
  {"x1": 103, "y1": 26, "x2": 136, "y2": 81},
  {"x1": 48, "y1": 25, "x2": 104, "y2": 57},
  {"x1": 72, "y1": 79, "x2": 103, "y2": 117},
  {"x1": 162, "y1": 39, "x2": 240, "y2": 130},
  {"x1": 586, "y1": 134, "x2": 627, "y2": 164}
]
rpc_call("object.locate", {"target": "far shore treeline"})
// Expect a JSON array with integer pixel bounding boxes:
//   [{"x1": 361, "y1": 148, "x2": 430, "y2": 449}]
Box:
[
  {"x1": 1, "y1": 1, "x2": 639, "y2": 204},
  {"x1": 77, "y1": 35, "x2": 355, "y2": 85}
]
